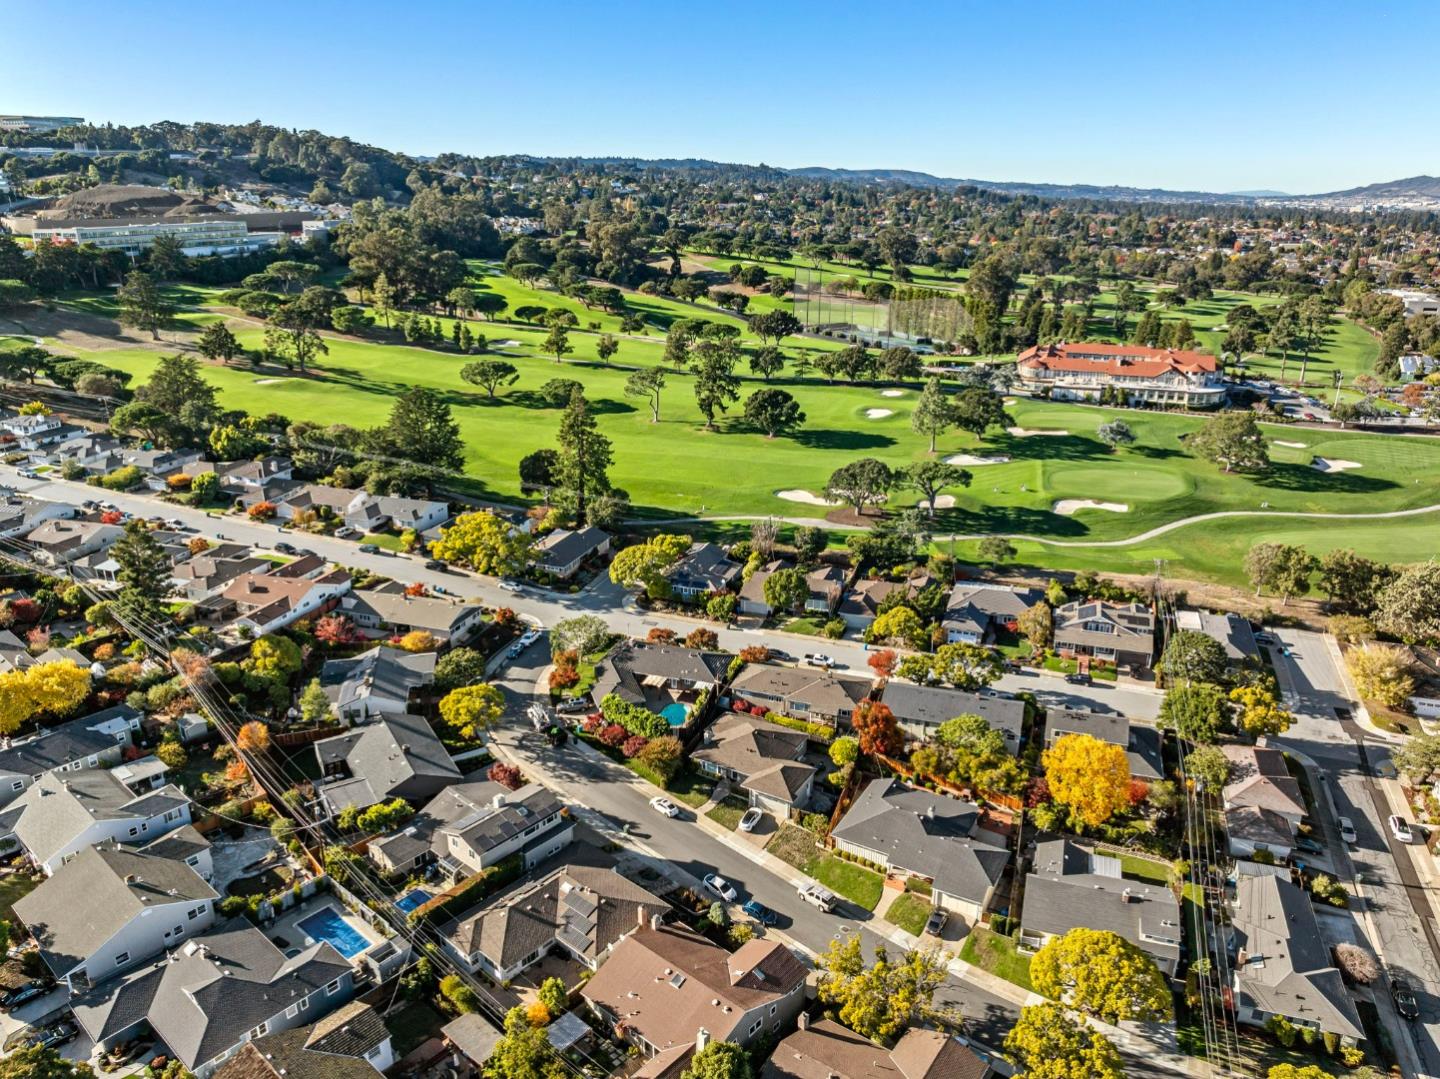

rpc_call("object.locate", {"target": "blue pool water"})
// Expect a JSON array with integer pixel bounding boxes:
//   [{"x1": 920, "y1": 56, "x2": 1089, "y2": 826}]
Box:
[
  {"x1": 659, "y1": 702, "x2": 689, "y2": 727},
  {"x1": 297, "y1": 906, "x2": 369, "y2": 958},
  {"x1": 395, "y1": 888, "x2": 433, "y2": 913}
]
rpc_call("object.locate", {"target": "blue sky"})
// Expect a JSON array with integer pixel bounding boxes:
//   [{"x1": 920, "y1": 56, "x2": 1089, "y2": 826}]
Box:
[{"x1": 2, "y1": 1, "x2": 1434, "y2": 193}]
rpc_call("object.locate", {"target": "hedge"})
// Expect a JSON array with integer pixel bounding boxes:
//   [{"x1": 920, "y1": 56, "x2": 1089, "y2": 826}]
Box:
[
  {"x1": 407, "y1": 853, "x2": 524, "y2": 925},
  {"x1": 600, "y1": 693, "x2": 669, "y2": 739},
  {"x1": 761, "y1": 711, "x2": 835, "y2": 743}
]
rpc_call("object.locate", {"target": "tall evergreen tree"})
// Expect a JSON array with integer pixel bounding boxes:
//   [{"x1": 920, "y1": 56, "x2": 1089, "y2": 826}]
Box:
[
  {"x1": 383, "y1": 388, "x2": 464, "y2": 473},
  {"x1": 117, "y1": 270, "x2": 174, "y2": 340},
  {"x1": 556, "y1": 389, "x2": 613, "y2": 525},
  {"x1": 112, "y1": 521, "x2": 174, "y2": 629}
]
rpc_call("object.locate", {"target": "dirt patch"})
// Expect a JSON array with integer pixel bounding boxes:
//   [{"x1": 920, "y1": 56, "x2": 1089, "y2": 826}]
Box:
[
  {"x1": 0, "y1": 304, "x2": 194, "y2": 354},
  {"x1": 1273, "y1": 440, "x2": 1308, "y2": 449},
  {"x1": 921, "y1": 495, "x2": 957, "y2": 510}
]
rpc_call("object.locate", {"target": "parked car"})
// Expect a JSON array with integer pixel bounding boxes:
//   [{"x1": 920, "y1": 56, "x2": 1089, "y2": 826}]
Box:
[
  {"x1": 742, "y1": 899, "x2": 778, "y2": 926},
  {"x1": 498, "y1": 579, "x2": 523, "y2": 593},
  {"x1": 1294, "y1": 835, "x2": 1326, "y2": 855},
  {"x1": 649, "y1": 796, "x2": 681, "y2": 818},
  {"x1": 16, "y1": 468, "x2": 39, "y2": 479},
  {"x1": 1389, "y1": 815, "x2": 1415, "y2": 843},
  {"x1": 424, "y1": 559, "x2": 446, "y2": 571},
  {"x1": 1064, "y1": 671, "x2": 1091, "y2": 686},
  {"x1": 925, "y1": 907, "x2": 949, "y2": 936},
  {"x1": 767, "y1": 649, "x2": 796, "y2": 663},
  {"x1": 334, "y1": 526, "x2": 360, "y2": 539},
  {"x1": 32, "y1": 1020, "x2": 78, "y2": 1050},
  {"x1": 804, "y1": 653, "x2": 838, "y2": 669},
  {"x1": 517, "y1": 630, "x2": 541, "y2": 649},
  {"x1": 703, "y1": 874, "x2": 738, "y2": 902},
  {"x1": 1392, "y1": 976, "x2": 1421, "y2": 1020},
  {"x1": 739, "y1": 808, "x2": 764, "y2": 833},
  {"x1": 358, "y1": 543, "x2": 380, "y2": 554},
  {"x1": 1338, "y1": 816, "x2": 1358, "y2": 845},
  {"x1": 556, "y1": 698, "x2": 592, "y2": 715},
  {"x1": 797, "y1": 882, "x2": 838, "y2": 912},
  {"x1": 274, "y1": 542, "x2": 296, "y2": 554},
  {"x1": 0, "y1": 981, "x2": 50, "y2": 1010},
  {"x1": 1375, "y1": 760, "x2": 1398, "y2": 780}
]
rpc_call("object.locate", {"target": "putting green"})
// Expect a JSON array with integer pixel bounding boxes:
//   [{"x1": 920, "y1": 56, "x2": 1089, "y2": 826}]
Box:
[{"x1": 1045, "y1": 463, "x2": 1191, "y2": 502}]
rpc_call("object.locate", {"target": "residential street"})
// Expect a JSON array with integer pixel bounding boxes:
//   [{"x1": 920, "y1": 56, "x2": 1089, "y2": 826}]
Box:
[{"x1": 1269, "y1": 627, "x2": 1440, "y2": 1077}]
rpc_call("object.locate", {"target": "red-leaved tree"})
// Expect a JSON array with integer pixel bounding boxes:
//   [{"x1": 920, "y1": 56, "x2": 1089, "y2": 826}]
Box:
[{"x1": 852, "y1": 700, "x2": 902, "y2": 757}]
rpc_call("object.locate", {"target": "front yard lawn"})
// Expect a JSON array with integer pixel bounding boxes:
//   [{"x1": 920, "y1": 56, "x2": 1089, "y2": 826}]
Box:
[
  {"x1": 959, "y1": 926, "x2": 1035, "y2": 993},
  {"x1": 361, "y1": 531, "x2": 405, "y2": 552},
  {"x1": 763, "y1": 825, "x2": 883, "y2": 911},
  {"x1": 779, "y1": 616, "x2": 827, "y2": 637},
  {"x1": 1041, "y1": 653, "x2": 1118, "y2": 681},
  {"x1": 667, "y1": 767, "x2": 717, "y2": 809},
  {"x1": 0, "y1": 872, "x2": 39, "y2": 925},
  {"x1": 884, "y1": 891, "x2": 932, "y2": 936},
  {"x1": 706, "y1": 796, "x2": 749, "y2": 831}
]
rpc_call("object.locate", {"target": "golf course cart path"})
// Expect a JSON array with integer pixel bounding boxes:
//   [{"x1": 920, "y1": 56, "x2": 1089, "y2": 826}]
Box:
[{"x1": 635, "y1": 502, "x2": 1440, "y2": 547}]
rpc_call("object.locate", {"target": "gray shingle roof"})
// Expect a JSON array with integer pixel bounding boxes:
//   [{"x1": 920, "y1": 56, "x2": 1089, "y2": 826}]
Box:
[
  {"x1": 942, "y1": 582, "x2": 1042, "y2": 634},
  {"x1": 665, "y1": 543, "x2": 741, "y2": 593},
  {"x1": 315, "y1": 713, "x2": 458, "y2": 813},
  {"x1": 213, "y1": 1000, "x2": 389, "y2": 1079},
  {"x1": 729, "y1": 664, "x2": 872, "y2": 719},
  {"x1": 1174, "y1": 609, "x2": 1259, "y2": 662},
  {"x1": 320, "y1": 646, "x2": 436, "y2": 714},
  {"x1": 14, "y1": 843, "x2": 217, "y2": 979},
  {"x1": 1053, "y1": 600, "x2": 1155, "y2": 660},
  {"x1": 591, "y1": 641, "x2": 732, "y2": 706},
  {"x1": 1230, "y1": 867, "x2": 1364, "y2": 1039},
  {"x1": 533, "y1": 526, "x2": 608, "y2": 568},
  {"x1": 1021, "y1": 839, "x2": 1181, "y2": 971},
  {"x1": 1043, "y1": 709, "x2": 1163, "y2": 780},
  {"x1": 0, "y1": 717, "x2": 119, "y2": 785},
  {"x1": 71, "y1": 919, "x2": 352, "y2": 1070},
  {"x1": 831, "y1": 779, "x2": 1009, "y2": 906},
  {"x1": 879, "y1": 682, "x2": 1024, "y2": 751},
  {"x1": 12, "y1": 771, "x2": 189, "y2": 867}
]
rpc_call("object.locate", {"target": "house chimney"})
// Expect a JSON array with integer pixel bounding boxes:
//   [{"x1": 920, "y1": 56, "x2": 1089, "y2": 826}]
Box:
[
  {"x1": 649, "y1": 913, "x2": 665, "y2": 931},
  {"x1": 696, "y1": 1028, "x2": 710, "y2": 1054},
  {"x1": 492, "y1": 793, "x2": 507, "y2": 809},
  {"x1": 638, "y1": 907, "x2": 648, "y2": 929},
  {"x1": 797, "y1": 1013, "x2": 810, "y2": 1031}
]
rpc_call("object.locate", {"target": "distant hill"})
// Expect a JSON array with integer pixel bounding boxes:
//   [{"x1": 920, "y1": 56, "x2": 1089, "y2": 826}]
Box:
[
  {"x1": 1228, "y1": 189, "x2": 1291, "y2": 198},
  {"x1": 786, "y1": 166, "x2": 1247, "y2": 204},
  {"x1": 1309, "y1": 175, "x2": 1440, "y2": 199}
]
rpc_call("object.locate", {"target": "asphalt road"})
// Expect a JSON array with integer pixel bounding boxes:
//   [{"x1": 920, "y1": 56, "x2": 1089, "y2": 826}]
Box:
[{"x1": 1269, "y1": 627, "x2": 1440, "y2": 1077}]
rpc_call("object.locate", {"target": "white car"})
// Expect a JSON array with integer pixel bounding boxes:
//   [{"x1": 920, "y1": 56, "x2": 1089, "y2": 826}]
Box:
[
  {"x1": 498, "y1": 580, "x2": 523, "y2": 593},
  {"x1": 739, "y1": 808, "x2": 764, "y2": 833},
  {"x1": 1337, "y1": 816, "x2": 1358, "y2": 845},
  {"x1": 1389, "y1": 815, "x2": 1415, "y2": 844},
  {"x1": 649, "y1": 796, "x2": 680, "y2": 818},
  {"x1": 703, "y1": 874, "x2": 738, "y2": 902},
  {"x1": 517, "y1": 630, "x2": 541, "y2": 649}
]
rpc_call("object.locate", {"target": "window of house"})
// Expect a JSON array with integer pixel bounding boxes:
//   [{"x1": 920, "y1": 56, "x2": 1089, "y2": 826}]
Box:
[
  {"x1": 326, "y1": 978, "x2": 342, "y2": 995},
  {"x1": 115, "y1": 952, "x2": 130, "y2": 965},
  {"x1": 286, "y1": 1004, "x2": 298, "y2": 1019},
  {"x1": 128, "y1": 827, "x2": 139, "y2": 837},
  {"x1": 188, "y1": 905, "x2": 206, "y2": 919},
  {"x1": 9, "y1": 781, "x2": 21, "y2": 792},
  {"x1": 748, "y1": 1018, "x2": 762, "y2": 1036}
]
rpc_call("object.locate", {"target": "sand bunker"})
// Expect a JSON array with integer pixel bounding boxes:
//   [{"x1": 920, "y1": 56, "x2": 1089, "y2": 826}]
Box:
[
  {"x1": 1312, "y1": 457, "x2": 1362, "y2": 473},
  {"x1": 1274, "y1": 440, "x2": 1307, "y2": 449},
  {"x1": 776, "y1": 489, "x2": 839, "y2": 506},
  {"x1": 1053, "y1": 499, "x2": 1129, "y2": 515},
  {"x1": 921, "y1": 495, "x2": 957, "y2": 510},
  {"x1": 253, "y1": 378, "x2": 290, "y2": 385},
  {"x1": 1007, "y1": 426, "x2": 1069, "y2": 437},
  {"x1": 492, "y1": 339, "x2": 520, "y2": 347},
  {"x1": 944, "y1": 454, "x2": 1012, "y2": 466},
  {"x1": 864, "y1": 408, "x2": 894, "y2": 419},
  {"x1": 881, "y1": 389, "x2": 905, "y2": 398}
]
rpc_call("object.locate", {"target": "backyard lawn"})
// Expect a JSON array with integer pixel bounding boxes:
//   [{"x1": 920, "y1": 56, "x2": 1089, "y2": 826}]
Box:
[
  {"x1": 959, "y1": 926, "x2": 1035, "y2": 993},
  {"x1": 884, "y1": 891, "x2": 933, "y2": 936},
  {"x1": 0, "y1": 873, "x2": 39, "y2": 926}
]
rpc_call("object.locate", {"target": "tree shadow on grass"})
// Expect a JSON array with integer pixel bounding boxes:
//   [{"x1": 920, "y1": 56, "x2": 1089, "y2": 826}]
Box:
[
  {"x1": 1252, "y1": 462, "x2": 1398, "y2": 495},
  {"x1": 502, "y1": 391, "x2": 636, "y2": 416},
  {"x1": 1128, "y1": 444, "x2": 1184, "y2": 460},
  {"x1": 791, "y1": 429, "x2": 896, "y2": 451},
  {"x1": 930, "y1": 505, "x2": 1091, "y2": 539},
  {"x1": 990, "y1": 433, "x2": 1108, "y2": 463}
]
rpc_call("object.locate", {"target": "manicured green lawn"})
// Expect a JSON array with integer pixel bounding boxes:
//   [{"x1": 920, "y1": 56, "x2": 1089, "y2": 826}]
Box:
[
  {"x1": 884, "y1": 891, "x2": 933, "y2": 936},
  {"x1": 361, "y1": 531, "x2": 405, "y2": 551},
  {"x1": 959, "y1": 926, "x2": 1035, "y2": 993},
  {"x1": 778, "y1": 616, "x2": 828, "y2": 636},
  {"x1": 667, "y1": 766, "x2": 717, "y2": 809},
  {"x1": 804, "y1": 855, "x2": 884, "y2": 911},
  {"x1": 1118, "y1": 853, "x2": 1172, "y2": 883}
]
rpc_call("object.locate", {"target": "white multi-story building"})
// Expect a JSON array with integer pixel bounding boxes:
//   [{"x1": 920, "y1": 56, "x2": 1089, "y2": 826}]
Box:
[
  {"x1": 31, "y1": 216, "x2": 281, "y2": 257},
  {"x1": 1379, "y1": 289, "x2": 1440, "y2": 318},
  {"x1": 0, "y1": 115, "x2": 84, "y2": 132},
  {"x1": 1016, "y1": 342, "x2": 1227, "y2": 407}
]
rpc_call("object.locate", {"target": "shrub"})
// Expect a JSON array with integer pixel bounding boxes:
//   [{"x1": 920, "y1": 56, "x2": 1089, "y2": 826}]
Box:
[
  {"x1": 99, "y1": 465, "x2": 143, "y2": 491},
  {"x1": 487, "y1": 762, "x2": 523, "y2": 790},
  {"x1": 622, "y1": 735, "x2": 648, "y2": 758},
  {"x1": 599, "y1": 723, "x2": 627, "y2": 747},
  {"x1": 1334, "y1": 943, "x2": 1379, "y2": 984},
  {"x1": 685, "y1": 627, "x2": 719, "y2": 649},
  {"x1": 822, "y1": 618, "x2": 846, "y2": 639},
  {"x1": 760, "y1": 711, "x2": 835, "y2": 743},
  {"x1": 440, "y1": 974, "x2": 480, "y2": 1015},
  {"x1": 635, "y1": 735, "x2": 683, "y2": 783},
  {"x1": 739, "y1": 645, "x2": 770, "y2": 663},
  {"x1": 646, "y1": 627, "x2": 677, "y2": 644},
  {"x1": 599, "y1": 692, "x2": 669, "y2": 739},
  {"x1": 548, "y1": 665, "x2": 580, "y2": 689},
  {"x1": 247, "y1": 500, "x2": 278, "y2": 520}
]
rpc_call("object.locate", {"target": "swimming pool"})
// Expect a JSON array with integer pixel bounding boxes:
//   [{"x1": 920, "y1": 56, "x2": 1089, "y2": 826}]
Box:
[
  {"x1": 659, "y1": 702, "x2": 689, "y2": 727},
  {"x1": 296, "y1": 906, "x2": 369, "y2": 959},
  {"x1": 395, "y1": 888, "x2": 433, "y2": 914}
]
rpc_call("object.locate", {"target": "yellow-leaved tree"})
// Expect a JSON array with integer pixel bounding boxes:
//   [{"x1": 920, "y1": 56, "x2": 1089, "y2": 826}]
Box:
[
  {"x1": 1004, "y1": 1002, "x2": 1123, "y2": 1079},
  {"x1": 1042, "y1": 732, "x2": 1131, "y2": 827},
  {"x1": 0, "y1": 659, "x2": 92, "y2": 734},
  {"x1": 438, "y1": 684, "x2": 505, "y2": 742},
  {"x1": 430, "y1": 511, "x2": 534, "y2": 576},
  {"x1": 1030, "y1": 927, "x2": 1173, "y2": 1025}
]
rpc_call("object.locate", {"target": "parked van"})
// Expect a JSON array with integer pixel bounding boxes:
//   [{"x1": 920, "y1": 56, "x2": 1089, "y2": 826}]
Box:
[{"x1": 798, "y1": 882, "x2": 838, "y2": 912}]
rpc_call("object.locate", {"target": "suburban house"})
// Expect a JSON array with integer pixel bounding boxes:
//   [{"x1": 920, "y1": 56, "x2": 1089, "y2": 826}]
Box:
[
  {"x1": 142, "y1": 823, "x2": 214, "y2": 881},
  {"x1": 269, "y1": 484, "x2": 449, "y2": 535},
  {"x1": 1220, "y1": 745, "x2": 1305, "y2": 859},
  {"x1": 1015, "y1": 342, "x2": 1226, "y2": 408},
  {"x1": 320, "y1": 646, "x2": 436, "y2": 722},
  {"x1": 169, "y1": 544, "x2": 269, "y2": 601},
  {"x1": 24, "y1": 518, "x2": 123, "y2": 566},
  {"x1": 314, "y1": 713, "x2": 461, "y2": 816},
  {"x1": 443, "y1": 862, "x2": 663, "y2": 982},
  {"x1": 692, "y1": 714, "x2": 817, "y2": 814},
  {"x1": 836, "y1": 571, "x2": 936, "y2": 631},
  {"x1": 591, "y1": 640, "x2": 732, "y2": 711},
  {"x1": 1228, "y1": 862, "x2": 1365, "y2": 1044},
  {"x1": 212, "y1": 1000, "x2": 394, "y2": 1079},
  {"x1": 366, "y1": 780, "x2": 572, "y2": 879},
  {"x1": 665, "y1": 542, "x2": 742, "y2": 600},
  {"x1": 941, "y1": 582, "x2": 1043, "y2": 644},
  {"x1": 581, "y1": 924, "x2": 807, "y2": 1073},
  {"x1": 803, "y1": 564, "x2": 847, "y2": 616},
  {"x1": 1, "y1": 411, "x2": 67, "y2": 449},
  {"x1": 0, "y1": 705, "x2": 139, "y2": 806},
  {"x1": 126, "y1": 447, "x2": 206, "y2": 488},
  {"x1": 831, "y1": 779, "x2": 1010, "y2": 921},
  {"x1": 204, "y1": 559, "x2": 351, "y2": 635},
  {"x1": 1043, "y1": 709, "x2": 1163, "y2": 781},
  {"x1": 763, "y1": 1017, "x2": 992, "y2": 1079},
  {"x1": 179, "y1": 456, "x2": 295, "y2": 496},
  {"x1": 53, "y1": 432, "x2": 125, "y2": 472},
  {"x1": 338, "y1": 583, "x2": 485, "y2": 643},
  {"x1": 532, "y1": 525, "x2": 610, "y2": 579},
  {"x1": 14, "y1": 843, "x2": 218, "y2": 989},
  {"x1": 878, "y1": 682, "x2": 1025, "y2": 752},
  {"x1": 1053, "y1": 600, "x2": 1156, "y2": 672},
  {"x1": 729, "y1": 663, "x2": 871, "y2": 728},
  {"x1": 0, "y1": 630, "x2": 89, "y2": 674},
  {"x1": 1174, "y1": 609, "x2": 1260, "y2": 666},
  {"x1": 1019, "y1": 839, "x2": 1182, "y2": 976},
  {"x1": 11, "y1": 769, "x2": 192, "y2": 874},
  {"x1": 70, "y1": 919, "x2": 355, "y2": 1078},
  {"x1": 0, "y1": 493, "x2": 75, "y2": 538}
]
